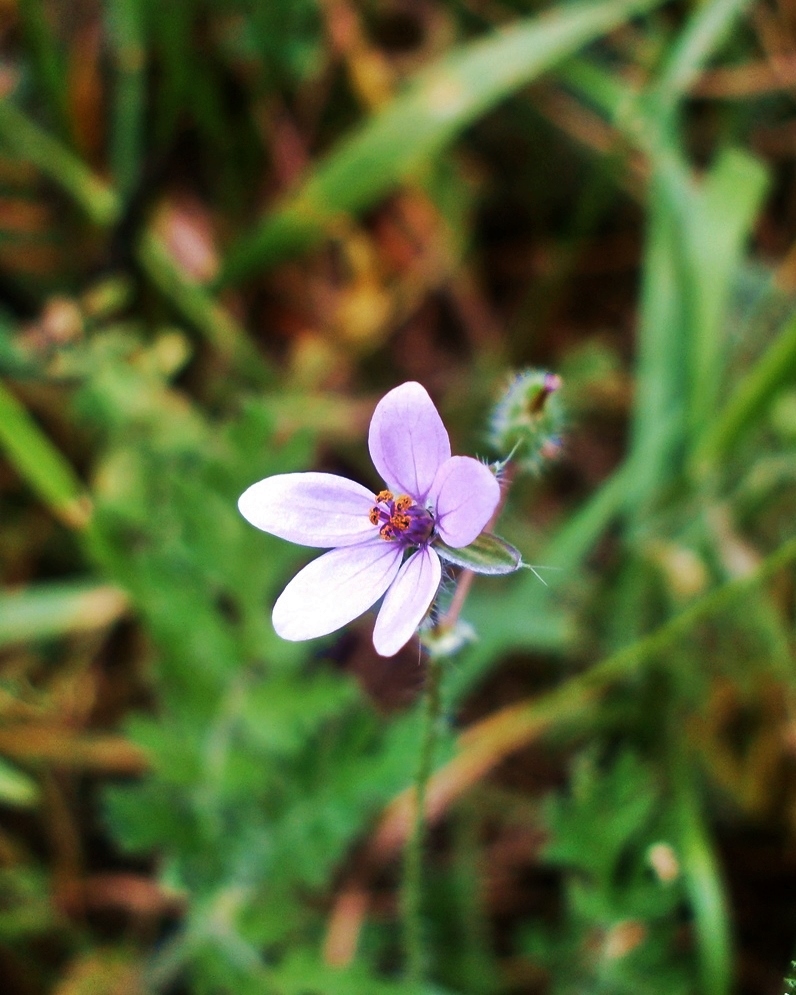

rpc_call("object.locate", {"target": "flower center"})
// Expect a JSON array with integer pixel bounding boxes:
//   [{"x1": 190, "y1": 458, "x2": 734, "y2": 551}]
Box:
[{"x1": 369, "y1": 489, "x2": 434, "y2": 545}]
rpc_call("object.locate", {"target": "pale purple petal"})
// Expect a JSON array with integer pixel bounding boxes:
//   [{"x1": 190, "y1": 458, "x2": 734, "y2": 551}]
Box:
[
  {"x1": 238, "y1": 472, "x2": 378, "y2": 547},
  {"x1": 273, "y1": 540, "x2": 402, "y2": 641},
  {"x1": 368, "y1": 382, "x2": 451, "y2": 502},
  {"x1": 430, "y1": 456, "x2": 500, "y2": 548},
  {"x1": 372, "y1": 547, "x2": 441, "y2": 657}
]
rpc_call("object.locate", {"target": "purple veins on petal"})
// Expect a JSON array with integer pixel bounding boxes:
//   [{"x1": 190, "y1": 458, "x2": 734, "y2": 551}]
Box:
[
  {"x1": 372, "y1": 546, "x2": 442, "y2": 658},
  {"x1": 368, "y1": 381, "x2": 451, "y2": 502},
  {"x1": 272, "y1": 540, "x2": 403, "y2": 641},
  {"x1": 238, "y1": 472, "x2": 378, "y2": 547},
  {"x1": 431, "y1": 456, "x2": 500, "y2": 548}
]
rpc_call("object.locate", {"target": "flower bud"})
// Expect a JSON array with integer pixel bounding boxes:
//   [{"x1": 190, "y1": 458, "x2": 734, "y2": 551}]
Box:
[{"x1": 489, "y1": 369, "x2": 565, "y2": 472}]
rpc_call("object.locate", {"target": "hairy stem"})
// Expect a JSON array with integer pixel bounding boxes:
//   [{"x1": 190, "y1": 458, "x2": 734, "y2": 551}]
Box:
[
  {"x1": 401, "y1": 459, "x2": 515, "y2": 983},
  {"x1": 402, "y1": 653, "x2": 443, "y2": 989}
]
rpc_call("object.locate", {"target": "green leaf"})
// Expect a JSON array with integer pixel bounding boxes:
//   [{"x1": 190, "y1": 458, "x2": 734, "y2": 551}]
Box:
[
  {"x1": 434, "y1": 532, "x2": 522, "y2": 575},
  {"x1": 543, "y1": 750, "x2": 658, "y2": 883}
]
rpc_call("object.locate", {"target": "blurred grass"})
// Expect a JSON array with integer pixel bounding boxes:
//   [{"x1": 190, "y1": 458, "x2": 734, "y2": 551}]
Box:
[
  {"x1": 0, "y1": 0, "x2": 795, "y2": 994},
  {"x1": 217, "y1": 0, "x2": 666, "y2": 284},
  {"x1": 0, "y1": 378, "x2": 92, "y2": 528},
  {"x1": 0, "y1": 581, "x2": 128, "y2": 648}
]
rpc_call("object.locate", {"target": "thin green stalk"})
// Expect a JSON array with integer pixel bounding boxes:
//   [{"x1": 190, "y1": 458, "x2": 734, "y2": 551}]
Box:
[
  {"x1": 0, "y1": 379, "x2": 92, "y2": 529},
  {"x1": 653, "y1": 0, "x2": 754, "y2": 118},
  {"x1": 542, "y1": 459, "x2": 632, "y2": 574},
  {"x1": 0, "y1": 98, "x2": 120, "y2": 227},
  {"x1": 691, "y1": 309, "x2": 796, "y2": 478},
  {"x1": 17, "y1": 0, "x2": 71, "y2": 143},
  {"x1": 440, "y1": 534, "x2": 796, "y2": 824},
  {"x1": 0, "y1": 99, "x2": 265, "y2": 378},
  {"x1": 577, "y1": 534, "x2": 796, "y2": 691},
  {"x1": 469, "y1": 533, "x2": 796, "y2": 755},
  {"x1": 402, "y1": 654, "x2": 443, "y2": 989},
  {"x1": 135, "y1": 230, "x2": 267, "y2": 378},
  {"x1": 107, "y1": 0, "x2": 146, "y2": 199},
  {"x1": 671, "y1": 741, "x2": 732, "y2": 995},
  {"x1": 624, "y1": 162, "x2": 690, "y2": 517}
]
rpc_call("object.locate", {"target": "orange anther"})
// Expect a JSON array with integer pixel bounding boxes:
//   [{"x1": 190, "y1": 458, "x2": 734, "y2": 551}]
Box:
[
  {"x1": 375, "y1": 489, "x2": 393, "y2": 503},
  {"x1": 369, "y1": 508, "x2": 381, "y2": 525},
  {"x1": 394, "y1": 495, "x2": 413, "y2": 512}
]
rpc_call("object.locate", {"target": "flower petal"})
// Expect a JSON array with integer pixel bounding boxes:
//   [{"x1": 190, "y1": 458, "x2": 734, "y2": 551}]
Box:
[
  {"x1": 238, "y1": 472, "x2": 378, "y2": 547},
  {"x1": 430, "y1": 456, "x2": 500, "y2": 548},
  {"x1": 273, "y1": 540, "x2": 402, "y2": 641},
  {"x1": 372, "y1": 547, "x2": 441, "y2": 657},
  {"x1": 368, "y1": 382, "x2": 451, "y2": 502}
]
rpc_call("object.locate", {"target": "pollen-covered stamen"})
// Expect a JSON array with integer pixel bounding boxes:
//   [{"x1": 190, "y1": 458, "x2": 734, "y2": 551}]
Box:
[{"x1": 369, "y1": 490, "x2": 434, "y2": 545}]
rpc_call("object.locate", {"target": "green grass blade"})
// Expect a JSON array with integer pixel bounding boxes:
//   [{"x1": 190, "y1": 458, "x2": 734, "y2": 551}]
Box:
[
  {"x1": 0, "y1": 102, "x2": 261, "y2": 374},
  {"x1": 691, "y1": 308, "x2": 796, "y2": 476},
  {"x1": 217, "y1": 0, "x2": 666, "y2": 285},
  {"x1": 560, "y1": 534, "x2": 796, "y2": 697},
  {"x1": 684, "y1": 148, "x2": 768, "y2": 438},
  {"x1": 672, "y1": 751, "x2": 732, "y2": 995},
  {"x1": 557, "y1": 55, "x2": 631, "y2": 121},
  {"x1": 0, "y1": 98, "x2": 120, "y2": 227},
  {"x1": 0, "y1": 581, "x2": 128, "y2": 648},
  {"x1": 563, "y1": 61, "x2": 767, "y2": 492},
  {"x1": 148, "y1": 1, "x2": 194, "y2": 150},
  {"x1": 0, "y1": 759, "x2": 39, "y2": 808},
  {"x1": 17, "y1": 0, "x2": 72, "y2": 143},
  {"x1": 542, "y1": 460, "x2": 633, "y2": 572},
  {"x1": 625, "y1": 161, "x2": 691, "y2": 515},
  {"x1": 135, "y1": 230, "x2": 268, "y2": 377},
  {"x1": 654, "y1": 0, "x2": 754, "y2": 116},
  {"x1": 0, "y1": 380, "x2": 92, "y2": 529},
  {"x1": 107, "y1": 0, "x2": 147, "y2": 199}
]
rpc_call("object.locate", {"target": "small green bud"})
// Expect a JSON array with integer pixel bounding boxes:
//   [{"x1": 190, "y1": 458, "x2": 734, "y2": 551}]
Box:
[
  {"x1": 489, "y1": 369, "x2": 565, "y2": 472},
  {"x1": 434, "y1": 531, "x2": 522, "y2": 575}
]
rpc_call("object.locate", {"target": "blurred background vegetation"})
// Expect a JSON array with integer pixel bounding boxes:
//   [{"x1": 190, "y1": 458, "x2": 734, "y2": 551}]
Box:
[{"x1": 0, "y1": 0, "x2": 796, "y2": 992}]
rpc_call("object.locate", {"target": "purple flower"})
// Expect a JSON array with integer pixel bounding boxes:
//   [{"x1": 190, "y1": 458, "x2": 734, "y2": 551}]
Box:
[{"x1": 238, "y1": 382, "x2": 500, "y2": 657}]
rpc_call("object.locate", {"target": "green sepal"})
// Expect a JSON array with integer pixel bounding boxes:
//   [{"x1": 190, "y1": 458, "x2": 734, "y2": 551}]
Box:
[{"x1": 433, "y1": 532, "x2": 522, "y2": 575}]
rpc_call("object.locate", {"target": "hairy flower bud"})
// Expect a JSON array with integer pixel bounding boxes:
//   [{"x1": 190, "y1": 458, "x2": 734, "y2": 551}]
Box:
[{"x1": 489, "y1": 369, "x2": 565, "y2": 472}]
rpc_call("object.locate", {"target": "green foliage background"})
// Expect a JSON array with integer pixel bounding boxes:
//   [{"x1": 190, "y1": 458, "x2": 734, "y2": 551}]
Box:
[{"x1": 0, "y1": 0, "x2": 795, "y2": 992}]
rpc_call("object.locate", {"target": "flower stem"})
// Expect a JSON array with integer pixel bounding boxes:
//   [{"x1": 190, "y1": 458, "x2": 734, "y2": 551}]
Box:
[
  {"x1": 402, "y1": 652, "x2": 443, "y2": 990},
  {"x1": 401, "y1": 459, "x2": 515, "y2": 985}
]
